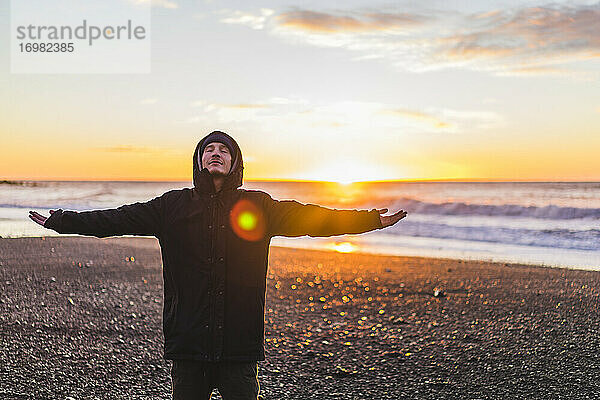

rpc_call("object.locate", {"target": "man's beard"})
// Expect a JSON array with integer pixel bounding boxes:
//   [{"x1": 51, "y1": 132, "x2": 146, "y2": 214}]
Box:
[{"x1": 209, "y1": 169, "x2": 228, "y2": 177}]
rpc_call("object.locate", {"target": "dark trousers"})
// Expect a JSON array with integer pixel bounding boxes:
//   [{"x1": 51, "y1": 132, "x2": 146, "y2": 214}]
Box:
[{"x1": 171, "y1": 359, "x2": 260, "y2": 400}]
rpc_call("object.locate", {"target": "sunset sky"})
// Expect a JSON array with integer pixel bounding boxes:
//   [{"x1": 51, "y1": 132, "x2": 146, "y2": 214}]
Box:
[{"x1": 2, "y1": 0, "x2": 600, "y2": 182}]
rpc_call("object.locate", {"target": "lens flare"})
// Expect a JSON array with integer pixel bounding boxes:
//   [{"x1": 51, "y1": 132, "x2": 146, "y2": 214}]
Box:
[
  {"x1": 238, "y1": 211, "x2": 257, "y2": 231},
  {"x1": 230, "y1": 199, "x2": 266, "y2": 241}
]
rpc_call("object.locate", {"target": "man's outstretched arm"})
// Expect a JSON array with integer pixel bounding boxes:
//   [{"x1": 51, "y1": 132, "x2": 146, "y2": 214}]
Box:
[
  {"x1": 29, "y1": 196, "x2": 164, "y2": 238},
  {"x1": 265, "y1": 194, "x2": 407, "y2": 238}
]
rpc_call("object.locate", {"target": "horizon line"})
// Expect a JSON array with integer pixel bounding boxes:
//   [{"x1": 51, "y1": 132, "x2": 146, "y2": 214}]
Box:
[{"x1": 3, "y1": 178, "x2": 600, "y2": 184}]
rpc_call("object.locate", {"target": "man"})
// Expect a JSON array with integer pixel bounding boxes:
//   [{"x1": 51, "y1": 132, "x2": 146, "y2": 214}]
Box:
[{"x1": 29, "y1": 131, "x2": 407, "y2": 400}]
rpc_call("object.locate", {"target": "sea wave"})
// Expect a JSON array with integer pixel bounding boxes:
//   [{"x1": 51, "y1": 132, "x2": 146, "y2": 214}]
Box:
[
  {"x1": 384, "y1": 220, "x2": 600, "y2": 251},
  {"x1": 387, "y1": 198, "x2": 600, "y2": 220}
]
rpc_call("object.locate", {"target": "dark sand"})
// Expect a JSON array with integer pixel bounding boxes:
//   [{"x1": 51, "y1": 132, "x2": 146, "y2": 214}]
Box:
[{"x1": 1, "y1": 237, "x2": 600, "y2": 399}]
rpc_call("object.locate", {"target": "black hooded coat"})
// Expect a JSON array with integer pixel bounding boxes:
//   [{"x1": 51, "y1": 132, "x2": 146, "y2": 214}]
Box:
[{"x1": 44, "y1": 132, "x2": 383, "y2": 361}]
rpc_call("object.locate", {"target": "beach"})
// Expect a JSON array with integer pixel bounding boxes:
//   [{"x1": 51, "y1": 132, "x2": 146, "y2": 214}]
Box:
[{"x1": 1, "y1": 237, "x2": 600, "y2": 399}]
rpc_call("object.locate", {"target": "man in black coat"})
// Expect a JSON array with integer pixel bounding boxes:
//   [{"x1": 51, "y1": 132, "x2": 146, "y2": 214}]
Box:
[{"x1": 29, "y1": 131, "x2": 407, "y2": 400}]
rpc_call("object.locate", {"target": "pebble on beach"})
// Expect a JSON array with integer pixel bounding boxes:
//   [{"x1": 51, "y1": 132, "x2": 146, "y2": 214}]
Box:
[{"x1": 1, "y1": 237, "x2": 600, "y2": 399}]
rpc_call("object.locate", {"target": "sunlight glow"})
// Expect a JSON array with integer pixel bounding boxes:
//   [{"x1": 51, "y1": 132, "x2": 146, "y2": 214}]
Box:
[
  {"x1": 328, "y1": 241, "x2": 357, "y2": 253},
  {"x1": 302, "y1": 160, "x2": 396, "y2": 184}
]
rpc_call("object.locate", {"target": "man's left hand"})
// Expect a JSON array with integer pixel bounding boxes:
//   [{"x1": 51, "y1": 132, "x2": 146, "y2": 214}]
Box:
[{"x1": 377, "y1": 208, "x2": 407, "y2": 228}]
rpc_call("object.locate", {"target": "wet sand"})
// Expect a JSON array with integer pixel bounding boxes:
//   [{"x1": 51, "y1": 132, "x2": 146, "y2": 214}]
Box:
[{"x1": 1, "y1": 237, "x2": 600, "y2": 399}]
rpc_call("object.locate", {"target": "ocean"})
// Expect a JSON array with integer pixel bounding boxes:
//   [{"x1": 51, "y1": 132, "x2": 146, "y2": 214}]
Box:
[{"x1": 1, "y1": 180, "x2": 599, "y2": 270}]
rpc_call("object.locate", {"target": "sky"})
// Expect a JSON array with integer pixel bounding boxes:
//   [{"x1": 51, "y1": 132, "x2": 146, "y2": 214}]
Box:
[{"x1": 1, "y1": 0, "x2": 600, "y2": 182}]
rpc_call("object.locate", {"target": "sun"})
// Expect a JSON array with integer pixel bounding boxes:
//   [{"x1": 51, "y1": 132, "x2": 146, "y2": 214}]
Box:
[
  {"x1": 303, "y1": 160, "x2": 394, "y2": 184},
  {"x1": 328, "y1": 241, "x2": 357, "y2": 253}
]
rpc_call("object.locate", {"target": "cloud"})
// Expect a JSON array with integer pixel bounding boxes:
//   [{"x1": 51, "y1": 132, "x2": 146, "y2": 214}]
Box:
[
  {"x1": 382, "y1": 108, "x2": 452, "y2": 129},
  {"x1": 438, "y1": 109, "x2": 503, "y2": 131},
  {"x1": 189, "y1": 97, "x2": 310, "y2": 112},
  {"x1": 181, "y1": 97, "x2": 501, "y2": 136},
  {"x1": 219, "y1": 8, "x2": 274, "y2": 29},
  {"x1": 495, "y1": 65, "x2": 570, "y2": 76},
  {"x1": 266, "y1": 96, "x2": 309, "y2": 105},
  {"x1": 192, "y1": 99, "x2": 292, "y2": 108},
  {"x1": 429, "y1": 4, "x2": 600, "y2": 73},
  {"x1": 275, "y1": 10, "x2": 422, "y2": 33},
  {"x1": 180, "y1": 101, "x2": 274, "y2": 125},
  {"x1": 202, "y1": 103, "x2": 270, "y2": 113},
  {"x1": 379, "y1": 106, "x2": 502, "y2": 132},
  {"x1": 220, "y1": 3, "x2": 600, "y2": 77},
  {"x1": 219, "y1": 103, "x2": 269, "y2": 109}
]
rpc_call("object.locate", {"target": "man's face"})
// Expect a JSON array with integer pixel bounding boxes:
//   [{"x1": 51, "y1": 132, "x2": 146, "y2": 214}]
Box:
[{"x1": 201, "y1": 142, "x2": 232, "y2": 176}]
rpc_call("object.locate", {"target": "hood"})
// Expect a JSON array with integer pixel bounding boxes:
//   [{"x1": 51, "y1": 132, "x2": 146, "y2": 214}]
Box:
[{"x1": 193, "y1": 131, "x2": 244, "y2": 193}]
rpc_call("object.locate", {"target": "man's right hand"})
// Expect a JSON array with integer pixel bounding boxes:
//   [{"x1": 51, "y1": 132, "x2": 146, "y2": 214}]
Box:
[
  {"x1": 29, "y1": 210, "x2": 55, "y2": 227},
  {"x1": 377, "y1": 208, "x2": 407, "y2": 228}
]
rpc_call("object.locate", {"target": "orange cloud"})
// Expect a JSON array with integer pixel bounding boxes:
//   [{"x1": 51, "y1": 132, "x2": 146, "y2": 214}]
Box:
[
  {"x1": 437, "y1": 4, "x2": 600, "y2": 70},
  {"x1": 222, "y1": 4, "x2": 600, "y2": 77},
  {"x1": 472, "y1": 10, "x2": 502, "y2": 20},
  {"x1": 275, "y1": 10, "x2": 422, "y2": 33},
  {"x1": 438, "y1": 44, "x2": 514, "y2": 61}
]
